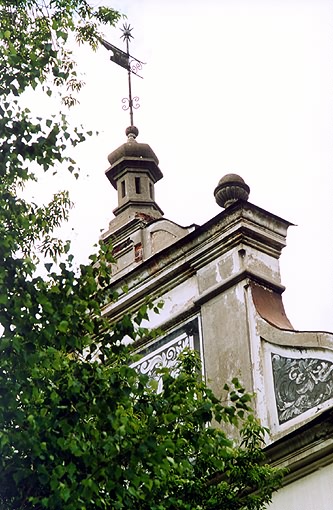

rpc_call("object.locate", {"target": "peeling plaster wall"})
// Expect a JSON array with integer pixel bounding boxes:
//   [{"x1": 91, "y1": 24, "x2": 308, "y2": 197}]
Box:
[
  {"x1": 200, "y1": 282, "x2": 253, "y2": 395},
  {"x1": 101, "y1": 196, "x2": 333, "y2": 510},
  {"x1": 103, "y1": 200, "x2": 333, "y2": 438},
  {"x1": 104, "y1": 202, "x2": 292, "y2": 403},
  {"x1": 140, "y1": 276, "x2": 199, "y2": 330},
  {"x1": 242, "y1": 246, "x2": 282, "y2": 284}
]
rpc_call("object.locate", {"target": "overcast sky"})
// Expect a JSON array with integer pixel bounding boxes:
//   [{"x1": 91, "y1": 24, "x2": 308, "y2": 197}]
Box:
[{"x1": 30, "y1": 0, "x2": 333, "y2": 332}]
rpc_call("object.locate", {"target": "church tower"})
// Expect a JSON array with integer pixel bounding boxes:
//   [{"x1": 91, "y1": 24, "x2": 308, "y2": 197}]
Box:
[
  {"x1": 105, "y1": 125, "x2": 163, "y2": 226},
  {"x1": 101, "y1": 126, "x2": 195, "y2": 276},
  {"x1": 99, "y1": 24, "x2": 333, "y2": 510}
]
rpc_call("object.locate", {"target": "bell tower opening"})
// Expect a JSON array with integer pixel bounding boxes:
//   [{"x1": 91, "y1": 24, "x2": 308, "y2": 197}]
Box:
[
  {"x1": 121, "y1": 180, "x2": 126, "y2": 198},
  {"x1": 135, "y1": 176, "x2": 141, "y2": 194}
]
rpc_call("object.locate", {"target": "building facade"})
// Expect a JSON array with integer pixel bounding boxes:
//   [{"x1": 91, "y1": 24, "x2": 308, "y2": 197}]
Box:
[{"x1": 101, "y1": 126, "x2": 333, "y2": 508}]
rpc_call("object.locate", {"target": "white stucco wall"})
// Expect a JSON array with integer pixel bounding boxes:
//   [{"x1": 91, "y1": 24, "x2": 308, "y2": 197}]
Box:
[{"x1": 269, "y1": 463, "x2": 333, "y2": 510}]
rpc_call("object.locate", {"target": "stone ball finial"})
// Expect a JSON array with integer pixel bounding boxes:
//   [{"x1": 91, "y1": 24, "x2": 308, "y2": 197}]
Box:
[
  {"x1": 214, "y1": 173, "x2": 250, "y2": 209},
  {"x1": 125, "y1": 125, "x2": 139, "y2": 140}
]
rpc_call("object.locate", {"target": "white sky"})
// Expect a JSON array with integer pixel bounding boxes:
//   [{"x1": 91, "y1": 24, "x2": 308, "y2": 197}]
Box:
[{"x1": 30, "y1": 0, "x2": 333, "y2": 332}]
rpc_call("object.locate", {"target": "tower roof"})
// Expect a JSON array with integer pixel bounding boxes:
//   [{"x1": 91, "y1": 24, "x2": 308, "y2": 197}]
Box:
[{"x1": 106, "y1": 126, "x2": 163, "y2": 188}]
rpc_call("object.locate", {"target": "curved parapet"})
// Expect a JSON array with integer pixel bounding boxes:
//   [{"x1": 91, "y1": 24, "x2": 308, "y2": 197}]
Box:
[
  {"x1": 144, "y1": 218, "x2": 197, "y2": 258},
  {"x1": 246, "y1": 281, "x2": 333, "y2": 441},
  {"x1": 250, "y1": 281, "x2": 293, "y2": 330}
]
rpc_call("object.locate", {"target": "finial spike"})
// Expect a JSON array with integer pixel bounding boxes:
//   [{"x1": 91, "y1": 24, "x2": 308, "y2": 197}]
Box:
[
  {"x1": 122, "y1": 24, "x2": 135, "y2": 126},
  {"x1": 101, "y1": 24, "x2": 145, "y2": 126},
  {"x1": 120, "y1": 23, "x2": 134, "y2": 42}
]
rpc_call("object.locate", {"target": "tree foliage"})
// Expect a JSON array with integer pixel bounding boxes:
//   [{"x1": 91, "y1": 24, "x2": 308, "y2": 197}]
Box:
[{"x1": 0, "y1": 1, "x2": 284, "y2": 509}]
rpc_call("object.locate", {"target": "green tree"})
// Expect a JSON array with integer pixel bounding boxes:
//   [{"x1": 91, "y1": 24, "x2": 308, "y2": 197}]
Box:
[{"x1": 0, "y1": 2, "x2": 284, "y2": 509}]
